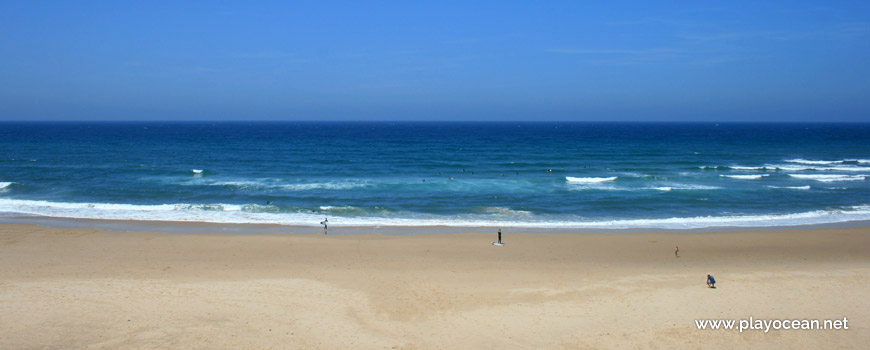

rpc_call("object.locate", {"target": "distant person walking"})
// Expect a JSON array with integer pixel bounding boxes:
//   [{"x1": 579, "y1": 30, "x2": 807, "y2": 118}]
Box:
[
  {"x1": 321, "y1": 218, "x2": 328, "y2": 234},
  {"x1": 497, "y1": 228, "x2": 502, "y2": 244},
  {"x1": 675, "y1": 245, "x2": 679, "y2": 257}
]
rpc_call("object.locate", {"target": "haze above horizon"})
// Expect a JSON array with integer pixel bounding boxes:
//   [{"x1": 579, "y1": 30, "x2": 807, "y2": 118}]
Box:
[{"x1": 1, "y1": 1, "x2": 868, "y2": 122}]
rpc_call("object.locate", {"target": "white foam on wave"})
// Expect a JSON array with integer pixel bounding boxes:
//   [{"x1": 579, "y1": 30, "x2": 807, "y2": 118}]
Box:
[
  {"x1": 319, "y1": 205, "x2": 376, "y2": 213},
  {"x1": 651, "y1": 184, "x2": 721, "y2": 191},
  {"x1": 566, "y1": 176, "x2": 617, "y2": 184},
  {"x1": 481, "y1": 207, "x2": 533, "y2": 216},
  {"x1": 0, "y1": 198, "x2": 304, "y2": 225},
  {"x1": 208, "y1": 181, "x2": 264, "y2": 188},
  {"x1": 281, "y1": 182, "x2": 370, "y2": 191},
  {"x1": 178, "y1": 180, "x2": 274, "y2": 191},
  {"x1": 1, "y1": 198, "x2": 868, "y2": 230},
  {"x1": 320, "y1": 205, "x2": 356, "y2": 211},
  {"x1": 771, "y1": 165, "x2": 810, "y2": 171},
  {"x1": 767, "y1": 185, "x2": 811, "y2": 190},
  {"x1": 0, "y1": 182, "x2": 11, "y2": 190},
  {"x1": 240, "y1": 204, "x2": 280, "y2": 213},
  {"x1": 729, "y1": 166, "x2": 768, "y2": 171},
  {"x1": 721, "y1": 174, "x2": 769, "y2": 180},
  {"x1": 553, "y1": 205, "x2": 870, "y2": 230},
  {"x1": 619, "y1": 172, "x2": 649, "y2": 178},
  {"x1": 194, "y1": 180, "x2": 371, "y2": 191},
  {"x1": 773, "y1": 164, "x2": 868, "y2": 172},
  {"x1": 572, "y1": 183, "x2": 721, "y2": 192},
  {"x1": 845, "y1": 159, "x2": 870, "y2": 164},
  {"x1": 784, "y1": 159, "x2": 843, "y2": 165},
  {"x1": 788, "y1": 174, "x2": 867, "y2": 182},
  {"x1": 706, "y1": 163, "x2": 868, "y2": 172}
]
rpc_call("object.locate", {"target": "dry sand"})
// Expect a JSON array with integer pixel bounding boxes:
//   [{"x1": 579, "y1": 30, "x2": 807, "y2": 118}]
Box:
[{"x1": 1, "y1": 223, "x2": 868, "y2": 349}]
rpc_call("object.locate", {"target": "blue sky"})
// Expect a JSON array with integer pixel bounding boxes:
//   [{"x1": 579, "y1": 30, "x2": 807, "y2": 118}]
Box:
[{"x1": 1, "y1": 1, "x2": 868, "y2": 121}]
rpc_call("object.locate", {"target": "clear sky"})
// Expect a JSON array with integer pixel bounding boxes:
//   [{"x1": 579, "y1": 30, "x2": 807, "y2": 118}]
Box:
[{"x1": 1, "y1": 1, "x2": 868, "y2": 121}]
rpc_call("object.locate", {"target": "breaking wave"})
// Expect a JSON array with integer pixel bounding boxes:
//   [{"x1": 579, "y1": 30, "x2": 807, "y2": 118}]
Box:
[
  {"x1": 728, "y1": 166, "x2": 769, "y2": 171},
  {"x1": 0, "y1": 198, "x2": 868, "y2": 230},
  {"x1": 566, "y1": 176, "x2": 617, "y2": 184},
  {"x1": 767, "y1": 185, "x2": 811, "y2": 190},
  {"x1": 788, "y1": 174, "x2": 867, "y2": 182},
  {"x1": 720, "y1": 174, "x2": 770, "y2": 180},
  {"x1": 773, "y1": 165, "x2": 868, "y2": 172},
  {"x1": 650, "y1": 184, "x2": 722, "y2": 191},
  {"x1": 187, "y1": 179, "x2": 372, "y2": 191},
  {"x1": 479, "y1": 207, "x2": 533, "y2": 216},
  {"x1": 784, "y1": 159, "x2": 843, "y2": 165}
]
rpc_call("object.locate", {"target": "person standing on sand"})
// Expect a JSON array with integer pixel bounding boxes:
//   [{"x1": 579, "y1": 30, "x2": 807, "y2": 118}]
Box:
[
  {"x1": 707, "y1": 274, "x2": 716, "y2": 288},
  {"x1": 497, "y1": 228, "x2": 502, "y2": 244},
  {"x1": 321, "y1": 218, "x2": 328, "y2": 234},
  {"x1": 675, "y1": 245, "x2": 679, "y2": 257}
]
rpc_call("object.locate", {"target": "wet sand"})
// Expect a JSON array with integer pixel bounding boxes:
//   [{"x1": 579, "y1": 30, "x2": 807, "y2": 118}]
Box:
[{"x1": 1, "y1": 224, "x2": 868, "y2": 349}]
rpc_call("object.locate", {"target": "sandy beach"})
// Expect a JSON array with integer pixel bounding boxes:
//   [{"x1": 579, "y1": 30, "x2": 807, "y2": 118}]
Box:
[{"x1": 1, "y1": 224, "x2": 868, "y2": 349}]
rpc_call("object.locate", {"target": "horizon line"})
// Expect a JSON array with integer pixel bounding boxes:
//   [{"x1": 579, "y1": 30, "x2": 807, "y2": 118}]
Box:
[{"x1": 1, "y1": 120, "x2": 869, "y2": 124}]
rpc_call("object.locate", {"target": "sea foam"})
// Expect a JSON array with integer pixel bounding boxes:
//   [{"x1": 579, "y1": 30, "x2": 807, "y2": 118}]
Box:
[
  {"x1": 1, "y1": 198, "x2": 868, "y2": 230},
  {"x1": 281, "y1": 182, "x2": 371, "y2": 191},
  {"x1": 708, "y1": 163, "x2": 869, "y2": 172},
  {"x1": 729, "y1": 166, "x2": 769, "y2": 171},
  {"x1": 650, "y1": 184, "x2": 721, "y2": 191},
  {"x1": 195, "y1": 179, "x2": 371, "y2": 191},
  {"x1": 566, "y1": 176, "x2": 617, "y2": 184},
  {"x1": 720, "y1": 174, "x2": 769, "y2": 180},
  {"x1": 767, "y1": 185, "x2": 811, "y2": 190},
  {"x1": 480, "y1": 207, "x2": 533, "y2": 216},
  {"x1": 788, "y1": 174, "x2": 867, "y2": 182},
  {"x1": 784, "y1": 159, "x2": 844, "y2": 165},
  {"x1": 0, "y1": 182, "x2": 11, "y2": 190},
  {"x1": 773, "y1": 165, "x2": 868, "y2": 172}
]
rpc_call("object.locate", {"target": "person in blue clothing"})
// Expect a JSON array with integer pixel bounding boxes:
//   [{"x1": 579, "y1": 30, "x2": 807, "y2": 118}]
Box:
[{"x1": 707, "y1": 274, "x2": 716, "y2": 288}]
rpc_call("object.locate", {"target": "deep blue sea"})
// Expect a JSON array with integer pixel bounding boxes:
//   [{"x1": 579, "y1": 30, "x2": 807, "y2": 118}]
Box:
[{"x1": 1, "y1": 122, "x2": 869, "y2": 231}]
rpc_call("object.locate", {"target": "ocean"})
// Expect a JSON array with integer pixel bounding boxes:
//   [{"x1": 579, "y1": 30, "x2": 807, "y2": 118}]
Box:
[{"x1": 1, "y1": 122, "x2": 868, "y2": 232}]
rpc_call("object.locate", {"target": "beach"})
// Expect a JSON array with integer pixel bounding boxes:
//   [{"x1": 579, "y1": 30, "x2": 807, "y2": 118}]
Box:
[{"x1": 1, "y1": 224, "x2": 868, "y2": 349}]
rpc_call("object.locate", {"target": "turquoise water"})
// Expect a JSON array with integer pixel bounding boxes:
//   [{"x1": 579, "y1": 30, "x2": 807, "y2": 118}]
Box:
[{"x1": 1, "y1": 122, "x2": 869, "y2": 230}]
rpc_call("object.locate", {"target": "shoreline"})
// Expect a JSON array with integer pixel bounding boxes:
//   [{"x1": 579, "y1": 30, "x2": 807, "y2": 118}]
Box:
[
  {"x1": 1, "y1": 223, "x2": 868, "y2": 348},
  {"x1": 3, "y1": 214, "x2": 870, "y2": 235}
]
